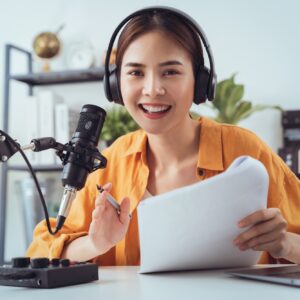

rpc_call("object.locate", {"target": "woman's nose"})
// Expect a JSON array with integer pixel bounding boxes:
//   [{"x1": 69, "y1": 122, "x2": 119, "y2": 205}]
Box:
[{"x1": 142, "y1": 75, "x2": 165, "y2": 97}]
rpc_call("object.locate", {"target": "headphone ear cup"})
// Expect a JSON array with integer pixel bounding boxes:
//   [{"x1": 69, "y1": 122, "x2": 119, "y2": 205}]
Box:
[
  {"x1": 103, "y1": 68, "x2": 113, "y2": 102},
  {"x1": 193, "y1": 66, "x2": 210, "y2": 104},
  {"x1": 207, "y1": 73, "x2": 217, "y2": 101},
  {"x1": 103, "y1": 65, "x2": 124, "y2": 105}
]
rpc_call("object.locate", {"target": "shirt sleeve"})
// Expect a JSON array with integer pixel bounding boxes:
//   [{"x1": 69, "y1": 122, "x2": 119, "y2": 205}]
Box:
[
  {"x1": 257, "y1": 142, "x2": 300, "y2": 223},
  {"x1": 26, "y1": 173, "x2": 97, "y2": 259},
  {"x1": 224, "y1": 126, "x2": 300, "y2": 264},
  {"x1": 257, "y1": 140, "x2": 300, "y2": 264},
  {"x1": 270, "y1": 157, "x2": 300, "y2": 232}
]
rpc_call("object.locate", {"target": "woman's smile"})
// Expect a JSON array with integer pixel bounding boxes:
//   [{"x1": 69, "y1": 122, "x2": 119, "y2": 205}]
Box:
[{"x1": 138, "y1": 103, "x2": 172, "y2": 119}]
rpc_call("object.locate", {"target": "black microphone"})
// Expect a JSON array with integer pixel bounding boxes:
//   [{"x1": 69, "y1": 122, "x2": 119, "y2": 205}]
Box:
[{"x1": 56, "y1": 104, "x2": 107, "y2": 231}]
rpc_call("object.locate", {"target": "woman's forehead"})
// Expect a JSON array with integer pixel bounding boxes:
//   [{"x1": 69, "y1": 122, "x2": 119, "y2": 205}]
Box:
[{"x1": 121, "y1": 31, "x2": 191, "y2": 65}]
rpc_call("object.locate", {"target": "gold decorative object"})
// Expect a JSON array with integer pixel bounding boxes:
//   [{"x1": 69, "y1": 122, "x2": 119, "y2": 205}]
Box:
[
  {"x1": 32, "y1": 25, "x2": 64, "y2": 72},
  {"x1": 33, "y1": 32, "x2": 60, "y2": 58}
]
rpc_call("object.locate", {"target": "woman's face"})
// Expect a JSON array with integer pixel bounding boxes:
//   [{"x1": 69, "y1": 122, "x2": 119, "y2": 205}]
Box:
[{"x1": 120, "y1": 30, "x2": 195, "y2": 135}]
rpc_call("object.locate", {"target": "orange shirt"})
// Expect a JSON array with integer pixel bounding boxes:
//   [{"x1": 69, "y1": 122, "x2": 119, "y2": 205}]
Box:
[{"x1": 26, "y1": 117, "x2": 300, "y2": 265}]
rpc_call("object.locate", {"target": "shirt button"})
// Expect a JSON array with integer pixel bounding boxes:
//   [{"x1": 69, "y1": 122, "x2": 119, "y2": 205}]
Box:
[{"x1": 198, "y1": 169, "x2": 205, "y2": 176}]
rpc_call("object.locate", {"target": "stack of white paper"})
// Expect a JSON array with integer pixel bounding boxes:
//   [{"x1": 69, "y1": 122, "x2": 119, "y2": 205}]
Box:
[{"x1": 138, "y1": 156, "x2": 269, "y2": 273}]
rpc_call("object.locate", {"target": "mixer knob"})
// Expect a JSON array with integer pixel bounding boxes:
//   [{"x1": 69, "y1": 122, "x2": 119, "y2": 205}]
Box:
[
  {"x1": 12, "y1": 257, "x2": 30, "y2": 268},
  {"x1": 30, "y1": 257, "x2": 50, "y2": 268}
]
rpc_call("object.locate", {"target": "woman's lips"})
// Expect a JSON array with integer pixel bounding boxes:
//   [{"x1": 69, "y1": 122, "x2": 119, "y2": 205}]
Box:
[{"x1": 138, "y1": 103, "x2": 172, "y2": 119}]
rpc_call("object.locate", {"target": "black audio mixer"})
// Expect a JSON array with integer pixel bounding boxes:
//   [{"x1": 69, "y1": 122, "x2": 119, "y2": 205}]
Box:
[{"x1": 0, "y1": 257, "x2": 98, "y2": 288}]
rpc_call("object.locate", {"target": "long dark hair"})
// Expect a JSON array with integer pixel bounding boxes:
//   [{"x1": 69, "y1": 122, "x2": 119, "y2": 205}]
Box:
[{"x1": 115, "y1": 10, "x2": 204, "y2": 77}]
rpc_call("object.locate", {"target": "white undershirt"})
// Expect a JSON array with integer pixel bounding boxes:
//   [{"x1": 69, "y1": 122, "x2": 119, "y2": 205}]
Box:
[{"x1": 141, "y1": 189, "x2": 153, "y2": 201}]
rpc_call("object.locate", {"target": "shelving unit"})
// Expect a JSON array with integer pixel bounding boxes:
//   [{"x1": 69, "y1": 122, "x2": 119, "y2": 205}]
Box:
[
  {"x1": 0, "y1": 44, "x2": 105, "y2": 264},
  {"x1": 11, "y1": 67, "x2": 104, "y2": 85}
]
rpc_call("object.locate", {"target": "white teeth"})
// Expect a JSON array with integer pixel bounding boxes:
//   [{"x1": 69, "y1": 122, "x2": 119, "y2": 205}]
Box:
[{"x1": 141, "y1": 104, "x2": 170, "y2": 113}]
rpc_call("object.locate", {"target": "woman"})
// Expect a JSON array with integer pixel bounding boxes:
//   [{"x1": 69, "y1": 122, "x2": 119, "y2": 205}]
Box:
[{"x1": 27, "y1": 7, "x2": 300, "y2": 266}]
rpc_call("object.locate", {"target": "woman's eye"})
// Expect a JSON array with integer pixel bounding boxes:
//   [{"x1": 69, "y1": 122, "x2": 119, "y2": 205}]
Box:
[
  {"x1": 163, "y1": 70, "x2": 179, "y2": 76},
  {"x1": 128, "y1": 70, "x2": 143, "y2": 77}
]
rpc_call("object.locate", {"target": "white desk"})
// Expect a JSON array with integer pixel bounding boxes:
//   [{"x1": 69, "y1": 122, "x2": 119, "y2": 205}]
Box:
[{"x1": 0, "y1": 266, "x2": 299, "y2": 300}]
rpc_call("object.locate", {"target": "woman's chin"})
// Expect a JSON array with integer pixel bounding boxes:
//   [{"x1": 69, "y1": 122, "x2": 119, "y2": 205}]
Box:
[{"x1": 139, "y1": 123, "x2": 170, "y2": 135}]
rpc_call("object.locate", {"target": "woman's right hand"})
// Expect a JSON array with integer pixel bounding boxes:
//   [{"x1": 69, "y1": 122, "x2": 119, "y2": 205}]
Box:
[{"x1": 88, "y1": 182, "x2": 131, "y2": 254}]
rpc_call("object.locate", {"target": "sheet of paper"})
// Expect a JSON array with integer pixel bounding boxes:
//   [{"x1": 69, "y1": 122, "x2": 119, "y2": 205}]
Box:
[{"x1": 137, "y1": 156, "x2": 269, "y2": 273}]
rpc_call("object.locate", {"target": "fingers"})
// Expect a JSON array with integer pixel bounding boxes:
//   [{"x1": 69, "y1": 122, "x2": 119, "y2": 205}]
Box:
[
  {"x1": 94, "y1": 184, "x2": 131, "y2": 224},
  {"x1": 93, "y1": 183, "x2": 113, "y2": 221},
  {"x1": 238, "y1": 208, "x2": 281, "y2": 228},
  {"x1": 95, "y1": 183, "x2": 112, "y2": 207},
  {"x1": 92, "y1": 206, "x2": 104, "y2": 220},
  {"x1": 250, "y1": 239, "x2": 287, "y2": 258},
  {"x1": 234, "y1": 216, "x2": 287, "y2": 245},
  {"x1": 94, "y1": 191, "x2": 115, "y2": 218},
  {"x1": 237, "y1": 228, "x2": 284, "y2": 250},
  {"x1": 119, "y1": 197, "x2": 131, "y2": 225},
  {"x1": 102, "y1": 182, "x2": 112, "y2": 192},
  {"x1": 234, "y1": 208, "x2": 288, "y2": 254}
]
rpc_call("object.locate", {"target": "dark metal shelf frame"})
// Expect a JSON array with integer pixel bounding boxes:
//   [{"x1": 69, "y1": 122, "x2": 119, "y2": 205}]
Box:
[{"x1": 0, "y1": 44, "x2": 104, "y2": 264}]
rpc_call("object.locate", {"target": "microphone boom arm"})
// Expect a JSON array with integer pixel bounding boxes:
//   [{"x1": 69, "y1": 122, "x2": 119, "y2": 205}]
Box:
[{"x1": 24, "y1": 137, "x2": 107, "y2": 172}]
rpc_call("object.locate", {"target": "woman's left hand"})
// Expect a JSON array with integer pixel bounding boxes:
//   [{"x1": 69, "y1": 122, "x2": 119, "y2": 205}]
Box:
[{"x1": 233, "y1": 208, "x2": 291, "y2": 259}]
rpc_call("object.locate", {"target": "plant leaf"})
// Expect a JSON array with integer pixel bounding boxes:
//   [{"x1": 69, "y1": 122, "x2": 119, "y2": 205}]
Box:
[
  {"x1": 233, "y1": 104, "x2": 282, "y2": 124},
  {"x1": 224, "y1": 84, "x2": 244, "y2": 119},
  {"x1": 101, "y1": 106, "x2": 139, "y2": 143},
  {"x1": 214, "y1": 77, "x2": 234, "y2": 110},
  {"x1": 230, "y1": 101, "x2": 252, "y2": 124},
  {"x1": 210, "y1": 73, "x2": 282, "y2": 124}
]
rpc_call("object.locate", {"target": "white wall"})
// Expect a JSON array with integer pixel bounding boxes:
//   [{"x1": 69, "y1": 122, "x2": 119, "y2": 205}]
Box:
[{"x1": 0, "y1": 0, "x2": 299, "y2": 260}]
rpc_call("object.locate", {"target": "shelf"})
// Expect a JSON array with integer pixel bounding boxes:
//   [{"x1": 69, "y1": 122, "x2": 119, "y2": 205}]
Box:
[
  {"x1": 8, "y1": 165, "x2": 63, "y2": 172},
  {"x1": 10, "y1": 67, "x2": 105, "y2": 86}
]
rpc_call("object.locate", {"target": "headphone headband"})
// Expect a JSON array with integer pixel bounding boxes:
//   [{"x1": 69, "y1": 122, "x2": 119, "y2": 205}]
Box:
[{"x1": 104, "y1": 6, "x2": 217, "y2": 104}]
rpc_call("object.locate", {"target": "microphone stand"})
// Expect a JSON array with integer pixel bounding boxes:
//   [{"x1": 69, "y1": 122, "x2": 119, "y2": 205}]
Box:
[{"x1": 0, "y1": 130, "x2": 107, "y2": 235}]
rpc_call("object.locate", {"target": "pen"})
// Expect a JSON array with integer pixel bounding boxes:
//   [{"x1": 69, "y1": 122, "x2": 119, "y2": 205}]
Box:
[{"x1": 96, "y1": 184, "x2": 121, "y2": 214}]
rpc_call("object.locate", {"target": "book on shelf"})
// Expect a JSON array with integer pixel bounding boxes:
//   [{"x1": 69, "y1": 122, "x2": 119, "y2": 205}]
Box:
[
  {"x1": 24, "y1": 90, "x2": 80, "y2": 167},
  {"x1": 54, "y1": 103, "x2": 79, "y2": 164},
  {"x1": 37, "y1": 90, "x2": 63, "y2": 165}
]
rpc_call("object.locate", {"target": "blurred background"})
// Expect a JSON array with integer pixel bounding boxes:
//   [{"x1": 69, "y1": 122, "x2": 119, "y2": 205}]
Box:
[{"x1": 0, "y1": 0, "x2": 299, "y2": 262}]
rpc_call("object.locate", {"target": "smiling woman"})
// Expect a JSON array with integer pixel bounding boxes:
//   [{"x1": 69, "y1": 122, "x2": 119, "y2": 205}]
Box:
[
  {"x1": 27, "y1": 7, "x2": 300, "y2": 268},
  {"x1": 120, "y1": 30, "x2": 196, "y2": 132}
]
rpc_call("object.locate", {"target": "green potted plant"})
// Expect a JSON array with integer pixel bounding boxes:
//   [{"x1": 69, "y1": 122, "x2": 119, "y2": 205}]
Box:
[
  {"x1": 202, "y1": 74, "x2": 282, "y2": 125},
  {"x1": 101, "y1": 106, "x2": 139, "y2": 146}
]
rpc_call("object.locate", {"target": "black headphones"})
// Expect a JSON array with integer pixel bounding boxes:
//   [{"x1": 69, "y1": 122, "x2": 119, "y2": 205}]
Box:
[{"x1": 104, "y1": 6, "x2": 217, "y2": 105}]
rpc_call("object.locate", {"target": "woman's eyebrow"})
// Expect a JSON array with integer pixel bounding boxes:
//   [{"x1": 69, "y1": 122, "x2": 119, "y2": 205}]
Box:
[
  {"x1": 124, "y1": 60, "x2": 183, "y2": 68},
  {"x1": 159, "y1": 60, "x2": 183, "y2": 67},
  {"x1": 124, "y1": 62, "x2": 145, "y2": 68}
]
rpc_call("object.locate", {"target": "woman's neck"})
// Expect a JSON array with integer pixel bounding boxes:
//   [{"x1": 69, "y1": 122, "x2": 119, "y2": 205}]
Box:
[{"x1": 146, "y1": 117, "x2": 201, "y2": 172}]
